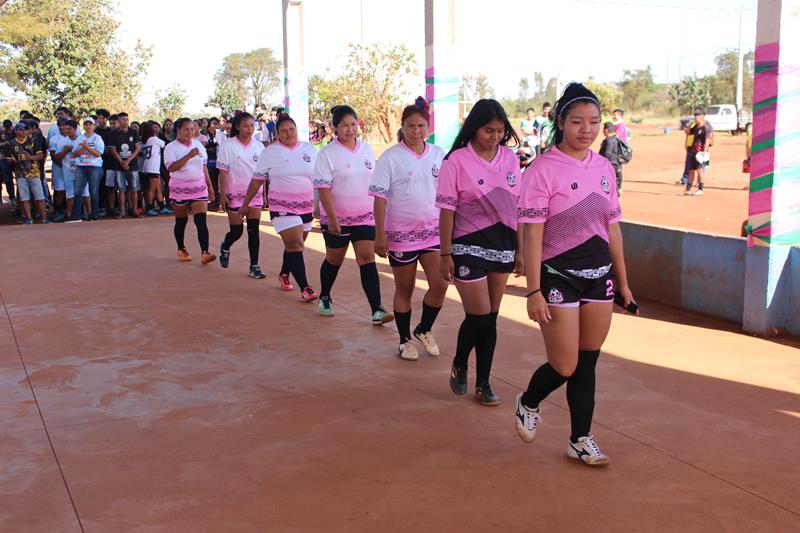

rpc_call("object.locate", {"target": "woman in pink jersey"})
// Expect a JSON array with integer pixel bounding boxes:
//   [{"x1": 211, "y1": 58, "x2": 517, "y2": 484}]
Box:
[
  {"x1": 515, "y1": 83, "x2": 636, "y2": 467},
  {"x1": 314, "y1": 105, "x2": 393, "y2": 325},
  {"x1": 371, "y1": 98, "x2": 448, "y2": 361},
  {"x1": 164, "y1": 118, "x2": 216, "y2": 264},
  {"x1": 242, "y1": 113, "x2": 319, "y2": 302},
  {"x1": 216, "y1": 112, "x2": 267, "y2": 279},
  {"x1": 436, "y1": 99, "x2": 524, "y2": 406}
]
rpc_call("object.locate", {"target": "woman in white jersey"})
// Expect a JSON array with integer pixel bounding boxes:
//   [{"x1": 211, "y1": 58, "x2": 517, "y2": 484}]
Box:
[
  {"x1": 314, "y1": 105, "x2": 393, "y2": 325},
  {"x1": 216, "y1": 112, "x2": 266, "y2": 279},
  {"x1": 371, "y1": 98, "x2": 448, "y2": 361},
  {"x1": 240, "y1": 113, "x2": 319, "y2": 301},
  {"x1": 141, "y1": 121, "x2": 168, "y2": 216},
  {"x1": 164, "y1": 117, "x2": 216, "y2": 264}
]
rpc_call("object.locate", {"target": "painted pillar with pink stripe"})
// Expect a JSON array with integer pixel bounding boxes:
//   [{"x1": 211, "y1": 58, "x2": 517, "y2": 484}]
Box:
[
  {"x1": 743, "y1": 0, "x2": 800, "y2": 334},
  {"x1": 424, "y1": 0, "x2": 460, "y2": 150},
  {"x1": 282, "y1": 0, "x2": 310, "y2": 142}
]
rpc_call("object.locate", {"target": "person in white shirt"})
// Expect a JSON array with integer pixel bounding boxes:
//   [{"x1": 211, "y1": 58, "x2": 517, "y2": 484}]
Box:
[
  {"x1": 370, "y1": 97, "x2": 448, "y2": 361},
  {"x1": 141, "y1": 121, "x2": 169, "y2": 216}
]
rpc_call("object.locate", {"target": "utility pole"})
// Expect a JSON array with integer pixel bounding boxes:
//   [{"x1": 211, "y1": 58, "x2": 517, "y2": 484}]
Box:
[
  {"x1": 282, "y1": 0, "x2": 309, "y2": 140},
  {"x1": 736, "y1": 4, "x2": 745, "y2": 110}
]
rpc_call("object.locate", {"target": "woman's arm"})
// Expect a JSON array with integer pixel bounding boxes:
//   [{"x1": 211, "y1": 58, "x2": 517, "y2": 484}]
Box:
[
  {"x1": 373, "y1": 196, "x2": 388, "y2": 258},
  {"x1": 438, "y1": 209, "x2": 455, "y2": 281},
  {"x1": 609, "y1": 222, "x2": 634, "y2": 306},
  {"x1": 239, "y1": 178, "x2": 264, "y2": 215},
  {"x1": 318, "y1": 188, "x2": 339, "y2": 232},
  {"x1": 218, "y1": 169, "x2": 229, "y2": 208},
  {"x1": 167, "y1": 148, "x2": 198, "y2": 173},
  {"x1": 203, "y1": 164, "x2": 214, "y2": 201},
  {"x1": 523, "y1": 223, "x2": 551, "y2": 323}
]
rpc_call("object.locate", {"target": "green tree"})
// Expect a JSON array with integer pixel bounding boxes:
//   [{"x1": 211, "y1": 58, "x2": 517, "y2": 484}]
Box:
[
  {"x1": 460, "y1": 73, "x2": 495, "y2": 102},
  {"x1": 518, "y1": 77, "x2": 529, "y2": 100},
  {"x1": 208, "y1": 48, "x2": 281, "y2": 113},
  {"x1": 242, "y1": 48, "x2": 282, "y2": 110},
  {"x1": 709, "y1": 49, "x2": 754, "y2": 107},
  {"x1": 148, "y1": 85, "x2": 187, "y2": 120},
  {"x1": 669, "y1": 76, "x2": 712, "y2": 113},
  {"x1": 0, "y1": 0, "x2": 151, "y2": 118},
  {"x1": 585, "y1": 79, "x2": 622, "y2": 114},
  {"x1": 618, "y1": 66, "x2": 655, "y2": 112}
]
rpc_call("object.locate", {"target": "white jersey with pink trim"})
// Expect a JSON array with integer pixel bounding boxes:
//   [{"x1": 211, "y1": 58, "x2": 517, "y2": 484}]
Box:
[
  {"x1": 518, "y1": 146, "x2": 622, "y2": 262},
  {"x1": 164, "y1": 139, "x2": 208, "y2": 201},
  {"x1": 434, "y1": 143, "x2": 521, "y2": 266},
  {"x1": 313, "y1": 139, "x2": 376, "y2": 227},
  {"x1": 254, "y1": 141, "x2": 317, "y2": 215},
  {"x1": 369, "y1": 141, "x2": 444, "y2": 251},
  {"x1": 217, "y1": 137, "x2": 263, "y2": 207}
]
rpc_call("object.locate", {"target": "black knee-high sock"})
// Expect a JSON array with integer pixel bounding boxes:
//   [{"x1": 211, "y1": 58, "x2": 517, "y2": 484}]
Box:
[
  {"x1": 567, "y1": 349, "x2": 600, "y2": 443},
  {"x1": 223, "y1": 224, "x2": 243, "y2": 250},
  {"x1": 285, "y1": 251, "x2": 309, "y2": 289},
  {"x1": 395, "y1": 309, "x2": 412, "y2": 343},
  {"x1": 521, "y1": 363, "x2": 570, "y2": 409},
  {"x1": 474, "y1": 313, "x2": 497, "y2": 386},
  {"x1": 246, "y1": 218, "x2": 260, "y2": 266},
  {"x1": 359, "y1": 262, "x2": 382, "y2": 312},
  {"x1": 174, "y1": 217, "x2": 188, "y2": 249},
  {"x1": 320, "y1": 260, "x2": 341, "y2": 299},
  {"x1": 193, "y1": 212, "x2": 209, "y2": 252},
  {"x1": 415, "y1": 302, "x2": 442, "y2": 334},
  {"x1": 281, "y1": 251, "x2": 290, "y2": 276},
  {"x1": 453, "y1": 314, "x2": 481, "y2": 370}
]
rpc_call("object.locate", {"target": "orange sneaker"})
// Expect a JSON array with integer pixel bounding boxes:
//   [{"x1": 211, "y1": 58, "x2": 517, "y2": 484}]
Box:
[
  {"x1": 201, "y1": 251, "x2": 217, "y2": 264},
  {"x1": 177, "y1": 248, "x2": 192, "y2": 262}
]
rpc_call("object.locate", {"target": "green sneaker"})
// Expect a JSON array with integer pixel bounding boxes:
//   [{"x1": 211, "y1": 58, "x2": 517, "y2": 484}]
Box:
[
  {"x1": 371, "y1": 307, "x2": 395, "y2": 326},
  {"x1": 318, "y1": 297, "x2": 334, "y2": 317}
]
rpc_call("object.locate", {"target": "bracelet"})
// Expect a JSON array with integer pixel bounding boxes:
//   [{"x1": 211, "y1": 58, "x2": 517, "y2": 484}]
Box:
[
  {"x1": 525, "y1": 289, "x2": 542, "y2": 298},
  {"x1": 440, "y1": 253, "x2": 451, "y2": 257}
]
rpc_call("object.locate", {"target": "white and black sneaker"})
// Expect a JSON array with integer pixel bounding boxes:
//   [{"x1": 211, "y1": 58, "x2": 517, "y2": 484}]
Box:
[
  {"x1": 219, "y1": 243, "x2": 230, "y2": 268},
  {"x1": 249, "y1": 265, "x2": 266, "y2": 279},
  {"x1": 566, "y1": 436, "x2": 610, "y2": 466},
  {"x1": 514, "y1": 393, "x2": 541, "y2": 443}
]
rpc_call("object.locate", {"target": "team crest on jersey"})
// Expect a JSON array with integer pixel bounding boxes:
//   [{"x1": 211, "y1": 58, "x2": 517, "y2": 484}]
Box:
[
  {"x1": 253, "y1": 154, "x2": 259, "y2": 162},
  {"x1": 507, "y1": 172, "x2": 517, "y2": 187},
  {"x1": 478, "y1": 179, "x2": 485, "y2": 185},
  {"x1": 458, "y1": 266, "x2": 470, "y2": 278},
  {"x1": 571, "y1": 182, "x2": 578, "y2": 190},
  {"x1": 364, "y1": 160, "x2": 373, "y2": 170},
  {"x1": 395, "y1": 251, "x2": 404, "y2": 258},
  {"x1": 547, "y1": 288, "x2": 564, "y2": 304},
  {"x1": 601, "y1": 176, "x2": 611, "y2": 194},
  {"x1": 303, "y1": 153, "x2": 312, "y2": 162},
  {"x1": 432, "y1": 164, "x2": 440, "y2": 178}
]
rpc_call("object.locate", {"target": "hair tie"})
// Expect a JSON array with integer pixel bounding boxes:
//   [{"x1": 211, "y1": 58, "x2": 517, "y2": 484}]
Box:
[{"x1": 558, "y1": 96, "x2": 600, "y2": 117}]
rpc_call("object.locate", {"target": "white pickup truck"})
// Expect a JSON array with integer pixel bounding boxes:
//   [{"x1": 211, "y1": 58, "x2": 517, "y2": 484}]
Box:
[{"x1": 679, "y1": 104, "x2": 752, "y2": 135}]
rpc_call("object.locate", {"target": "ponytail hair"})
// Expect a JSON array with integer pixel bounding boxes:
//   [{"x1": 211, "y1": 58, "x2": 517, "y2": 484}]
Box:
[
  {"x1": 230, "y1": 112, "x2": 255, "y2": 139},
  {"x1": 401, "y1": 96, "x2": 430, "y2": 124},
  {"x1": 331, "y1": 105, "x2": 357, "y2": 127},
  {"x1": 550, "y1": 82, "x2": 601, "y2": 146},
  {"x1": 446, "y1": 99, "x2": 519, "y2": 159},
  {"x1": 275, "y1": 112, "x2": 296, "y2": 132}
]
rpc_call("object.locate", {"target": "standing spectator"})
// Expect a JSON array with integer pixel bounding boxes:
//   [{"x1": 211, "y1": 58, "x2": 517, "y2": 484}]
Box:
[
  {"x1": 193, "y1": 120, "x2": 209, "y2": 146},
  {"x1": 677, "y1": 116, "x2": 714, "y2": 185},
  {"x1": 520, "y1": 108, "x2": 537, "y2": 153},
  {"x1": 532, "y1": 102, "x2": 552, "y2": 156},
  {"x1": 60, "y1": 120, "x2": 91, "y2": 222},
  {"x1": 141, "y1": 121, "x2": 168, "y2": 215},
  {"x1": 48, "y1": 120, "x2": 69, "y2": 221},
  {"x1": 26, "y1": 118, "x2": 50, "y2": 209},
  {"x1": 70, "y1": 117, "x2": 105, "y2": 221},
  {"x1": 108, "y1": 112, "x2": 142, "y2": 218},
  {"x1": 683, "y1": 108, "x2": 712, "y2": 196},
  {"x1": 0, "y1": 120, "x2": 15, "y2": 206},
  {"x1": 94, "y1": 109, "x2": 114, "y2": 216},
  {"x1": 161, "y1": 119, "x2": 176, "y2": 142},
  {"x1": 599, "y1": 122, "x2": 624, "y2": 194},
  {"x1": 611, "y1": 108, "x2": 629, "y2": 142},
  {"x1": 47, "y1": 106, "x2": 75, "y2": 144},
  {"x1": 5, "y1": 122, "x2": 47, "y2": 224},
  {"x1": 206, "y1": 117, "x2": 221, "y2": 211}
]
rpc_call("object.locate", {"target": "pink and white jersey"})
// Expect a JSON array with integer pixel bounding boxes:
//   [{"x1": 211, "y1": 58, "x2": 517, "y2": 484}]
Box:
[
  {"x1": 519, "y1": 146, "x2": 622, "y2": 262},
  {"x1": 164, "y1": 138, "x2": 208, "y2": 201},
  {"x1": 369, "y1": 141, "x2": 444, "y2": 251},
  {"x1": 217, "y1": 136, "x2": 263, "y2": 207},
  {"x1": 254, "y1": 140, "x2": 317, "y2": 215},
  {"x1": 435, "y1": 143, "x2": 521, "y2": 265},
  {"x1": 314, "y1": 139, "x2": 376, "y2": 226}
]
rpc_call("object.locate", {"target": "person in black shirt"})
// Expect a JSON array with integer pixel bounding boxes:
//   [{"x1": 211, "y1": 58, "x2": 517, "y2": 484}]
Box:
[
  {"x1": 684, "y1": 108, "x2": 712, "y2": 196},
  {"x1": 94, "y1": 109, "x2": 114, "y2": 214},
  {"x1": 0, "y1": 120, "x2": 15, "y2": 205},
  {"x1": 5, "y1": 122, "x2": 47, "y2": 223},
  {"x1": 108, "y1": 112, "x2": 142, "y2": 218},
  {"x1": 599, "y1": 122, "x2": 623, "y2": 194}
]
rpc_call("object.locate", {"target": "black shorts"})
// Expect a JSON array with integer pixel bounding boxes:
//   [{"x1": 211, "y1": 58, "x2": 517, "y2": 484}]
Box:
[
  {"x1": 688, "y1": 150, "x2": 707, "y2": 171},
  {"x1": 540, "y1": 263, "x2": 615, "y2": 307},
  {"x1": 171, "y1": 197, "x2": 208, "y2": 206},
  {"x1": 142, "y1": 173, "x2": 160, "y2": 180},
  {"x1": 321, "y1": 224, "x2": 376, "y2": 249},
  {"x1": 452, "y1": 256, "x2": 514, "y2": 282},
  {"x1": 388, "y1": 246, "x2": 438, "y2": 267}
]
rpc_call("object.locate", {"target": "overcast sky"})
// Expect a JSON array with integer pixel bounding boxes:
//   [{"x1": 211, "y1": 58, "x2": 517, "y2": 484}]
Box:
[{"x1": 115, "y1": 0, "x2": 757, "y2": 113}]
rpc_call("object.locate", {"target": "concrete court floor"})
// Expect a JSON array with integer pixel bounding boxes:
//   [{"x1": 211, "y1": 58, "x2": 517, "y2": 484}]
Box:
[{"x1": 1, "y1": 214, "x2": 799, "y2": 533}]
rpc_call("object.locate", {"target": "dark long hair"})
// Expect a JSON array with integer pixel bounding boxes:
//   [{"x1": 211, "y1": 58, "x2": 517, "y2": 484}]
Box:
[
  {"x1": 230, "y1": 112, "x2": 255, "y2": 139},
  {"x1": 173, "y1": 117, "x2": 193, "y2": 139},
  {"x1": 331, "y1": 105, "x2": 357, "y2": 128},
  {"x1": 550, "y1": 82, "x2": 601, "y2": 146},
  {"x1": 141, "y1": 121, "x2": 158, "y2": 144},
  {"x1": 446, "y1": 99, "x2": 519, "y2": 159}
]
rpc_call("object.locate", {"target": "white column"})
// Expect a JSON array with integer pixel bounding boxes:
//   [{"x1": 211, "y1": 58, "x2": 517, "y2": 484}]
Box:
[{"x1": 282, "y1": 0, "x2": 309, "y2": 141}]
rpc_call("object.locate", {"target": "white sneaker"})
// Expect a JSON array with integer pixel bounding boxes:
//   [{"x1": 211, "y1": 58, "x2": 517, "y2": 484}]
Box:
[
  {"x1": 692, "y1": 189, "x2": 704, "y2": 196},
  {"x1": 566, "y1": 436, "x2": 610, "y2": 466},
  {"x1": 399, "y1": 341, "x2": 419, "y2": 361},
  {"x1": 414, "y1": 330, "x2": 440, "y2": 356},
  {"x1": 514, "y1": 393, "x2": 541, "y2": 443},
  {"x1": 681, "y1": 189, "x2": 693, "y2": 196}
]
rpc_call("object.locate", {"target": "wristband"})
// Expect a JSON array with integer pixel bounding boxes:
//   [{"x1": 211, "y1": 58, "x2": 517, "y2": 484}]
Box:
[
  {"x1": 525, "y1": 289, "x2": 542, "y2": 298},
  {"x1": 440, "y1": 252, "x2": 451, "y2": 257}
]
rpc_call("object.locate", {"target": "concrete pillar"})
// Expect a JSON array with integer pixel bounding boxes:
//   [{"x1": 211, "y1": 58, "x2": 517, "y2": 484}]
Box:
[
  {"x1": 743, "y1": 0, "x2": 800, "y2": 334},
  {"x1": 282, "y1": 0, "x2": 309, "y2": 141},
  {"x1": 424, "y1": 0, "x2": 460, "y2": 150}
]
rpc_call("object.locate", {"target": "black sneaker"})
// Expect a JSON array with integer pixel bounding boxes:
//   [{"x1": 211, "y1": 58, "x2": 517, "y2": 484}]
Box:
[
  {"x1": 219, "y1": 243, "x2": 230, "y2": 268},
  {"x1": 249, "y1": 265, "x2": 266, "y2": 279},
  {"x1": 449, "y1": 365, "x2": 467, "y2": 396},
  {"x1": 475, "y1": 383, "x2": 500, "y2": 406}
]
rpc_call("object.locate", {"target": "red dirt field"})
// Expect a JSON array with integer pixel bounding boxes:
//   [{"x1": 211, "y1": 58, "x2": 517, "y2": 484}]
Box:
[{"x1": 1, "y1": 216, "x2": 798, "y2": 531}]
